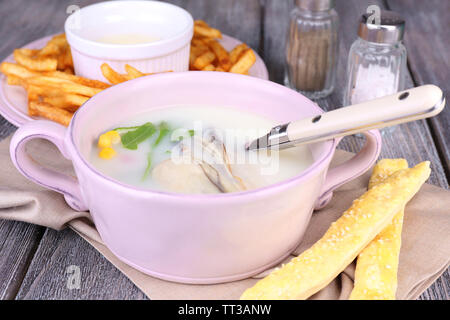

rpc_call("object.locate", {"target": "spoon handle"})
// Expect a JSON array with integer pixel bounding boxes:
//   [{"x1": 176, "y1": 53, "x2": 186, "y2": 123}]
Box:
[{"x1": 257, "y1": 85, "x2": 445, "y2": 150}]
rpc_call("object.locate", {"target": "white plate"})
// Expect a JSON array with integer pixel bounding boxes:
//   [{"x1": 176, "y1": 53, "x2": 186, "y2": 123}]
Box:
[{"x1": 0, "y1": 34, "x2": 269, "y2": 127}]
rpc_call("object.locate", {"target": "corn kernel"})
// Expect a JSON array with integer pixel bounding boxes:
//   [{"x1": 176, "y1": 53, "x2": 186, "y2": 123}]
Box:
[
  {"x1": 99, "y1": 147, "x2": 116, "y2": 159},
  {"x1": 98, "y1": 131, "x2": 121, "y2": 148},
  {"x1": 107, "y1": 130, "x2": 121, "y2": 144},
  {"x1": 98, "y1": 133, "x2": 112, "y2": 148}
]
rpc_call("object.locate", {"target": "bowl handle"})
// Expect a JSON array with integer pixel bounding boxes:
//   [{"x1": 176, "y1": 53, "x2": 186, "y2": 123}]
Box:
[
  {"x1": 314, "y1": 129, "x2": 382, "y2": 210},
  {"x1": 9, "y1": 120, "x2": 88, "y2": 211}
]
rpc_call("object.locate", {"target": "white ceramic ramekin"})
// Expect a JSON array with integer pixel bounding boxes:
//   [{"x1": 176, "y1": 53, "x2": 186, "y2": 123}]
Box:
[{"x1": 64, "y1": 1, "x2": 193, "y2": 82}]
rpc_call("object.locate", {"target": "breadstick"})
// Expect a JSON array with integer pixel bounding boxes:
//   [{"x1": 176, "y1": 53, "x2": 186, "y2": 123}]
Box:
[
  {"x1": 349, "y1": 159, "x2": 408, "y2": 300},
  {"x1": 241, "y1": 162, "x2": 430, "y2": 300}
]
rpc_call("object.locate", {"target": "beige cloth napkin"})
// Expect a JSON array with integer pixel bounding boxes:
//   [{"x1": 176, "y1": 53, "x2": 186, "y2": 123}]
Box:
[{"x1": 0, "y1": 136, "x2": 449, "y2": 300}]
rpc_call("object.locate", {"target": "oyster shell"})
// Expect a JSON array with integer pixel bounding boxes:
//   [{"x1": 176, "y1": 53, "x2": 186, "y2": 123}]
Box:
[{"x1": 152, "y1": 128, "x2": 246, "y2": 194}]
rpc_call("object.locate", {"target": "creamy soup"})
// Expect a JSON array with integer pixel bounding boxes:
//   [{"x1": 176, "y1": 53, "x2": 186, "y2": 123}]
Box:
[{"x1": 89, "y1": 106, "x2": 314, "y2": 193}]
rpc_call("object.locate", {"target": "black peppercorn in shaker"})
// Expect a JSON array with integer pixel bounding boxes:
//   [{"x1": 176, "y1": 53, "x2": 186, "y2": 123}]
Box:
[{"x1": 285, "y1": 0, "x2": 339, "y2": 99}]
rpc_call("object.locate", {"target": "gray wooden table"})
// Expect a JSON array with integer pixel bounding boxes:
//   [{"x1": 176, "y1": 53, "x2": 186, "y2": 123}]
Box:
[{"x1": 0, "y1": 0, "x2": 448, "y2": 300}]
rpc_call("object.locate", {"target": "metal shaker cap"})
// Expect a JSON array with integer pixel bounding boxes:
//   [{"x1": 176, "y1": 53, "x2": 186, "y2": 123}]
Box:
[
  {"x1": 358, "y1": 10, "x2": 405, "y2": 44},
  {"x1": 295, "y1": 0, "x2": 335, "y2": 11}
]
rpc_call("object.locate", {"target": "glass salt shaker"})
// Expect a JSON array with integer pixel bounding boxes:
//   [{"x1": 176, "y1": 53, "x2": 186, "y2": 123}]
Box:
[
  {"x1": 285, "y1": 0, "x2": 339, "y2": 99},
  {"x1": 344, "y1": 11, "x2": 407, "y2": 135}
]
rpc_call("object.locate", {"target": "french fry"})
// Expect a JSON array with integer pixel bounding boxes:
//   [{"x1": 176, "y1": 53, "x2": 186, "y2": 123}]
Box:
[
  {"x1": 65, "y1": 49, "x2": 73, "y2": 69},
  {"x1": 27, "y1": 83, "x2": 88, "y2": 111},
  {"x1": 27, "y1": 90, "x2": 40, "y2": 103},
  {"x1": 241, "y1": 162, "x2": 431, "y2": 300},
  {"x1": 100, "y1": 63, "x2": 128, "y2": 84},
  {"x1": 194, "y1": 20, "x2": 209, "y2": 28},
  {"x1": 202, "y1": 64, "x2": 216, "y2": 71},
  {"x1": 63, "y1": 67, "x2": 74, "y2": 75},
  {"x1": 38, "y1": 42, "x2": 62, "y2": 57},
  {"x1": 60, "y1": 81, "x2": 103, "y2": 97},
  {"x1": 0, "y1": 62, "x2": 40, "y2": 79},
  {"x1": 6, "y1": 75, "x2": 27, "y2": 88},
  {"x1": 189, "y1": 54, "x2": 198, "y2": 69},
  {"x1": 206, "y1": 39, "x2": 232, "y2": 71},
  {"x1": 229, "y1": 43, "x2": 248, "y2": 65},
  {"x1": 194, "y1": 23, "x2": 222, "y2": 39},
  {"x1": 229, "y1": 48, "x2": 256, "y2": 74},
  {"x1": 102, "y1": 63, "x2": 167, "y2": 82},
  {"x1": 188, "y1": 22, "x2": 256, "y2": 73},
  {"x1": 27, "y1": 84, "x2": 63, "y2": 98},
  {"x1": 27, "y1": 86, "x2": 41, "y2": 102},
  {"x1": 16, "y1": 48, "x2": 41, "y2": 56},
  {"x1": 349, "y1": 159, "x2": 409, "y2": 300},
  {"x1": 125, "y1": 64, "x2": 145, "y2": 79},
  {"x1": 191, "y1": 44, "x2": 209, "y2": 57},
  {"x1": 24, "y1": 75, "x2": 69, "y2": 87},
  {"x1": 191, "y1": 38, "x2": 209, "y2": 48},
  {"x1": 42, "y1": 94, "x2": 88, "y2": 112},
  {"x1": 190, "y1": 44, "x2": 209, "y2": 69},
  {"x1": 0, "y1": 34, "x2": 109, "y2": 124},
  {"x1": 57, "y1": 47, "x2": 73, "y2": 70},
  {"x1": 38, "y1": 34, "x2": 67, "y2": 56},
  {"x1": 13, "y1": 49, "x2": 57, "y2": 71},
  {"x1": 28, "y1": 101, "x2": 73, "y2": 126},
  {"x1": 42, "y1": 70, "x2": 110, "y2": 89},
  {"x1": 193, "y1": 51, "x2": 216, "y2": 70},
  {"x1": 26, "y1": 76, "x2": 103, "y2": 97},
  {"x1": 62, "y1": 94, "x2": 89, "y2": 107}
]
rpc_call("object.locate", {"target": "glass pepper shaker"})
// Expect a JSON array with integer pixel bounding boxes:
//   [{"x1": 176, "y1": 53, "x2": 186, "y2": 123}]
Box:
[
  {"x1": 285, "y1": 0, "x2": 339, "y2": 100},
  {"x1": 344, "y1": 11, "x2": 407, "y2": 135}
]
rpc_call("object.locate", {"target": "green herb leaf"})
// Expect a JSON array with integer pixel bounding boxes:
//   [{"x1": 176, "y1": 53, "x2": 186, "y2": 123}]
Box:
[
  {"x1": 121, "y1": 122, "x2": 156, "y2": 150},
  {"x1": 113, "y1": 125, "x2": 141, "y2": 131},
  {"x1": 154, "y1": 122, "x2": 170, "y2": 147},
  {"x1": 142, "y1": 152, "x2": 152, "y2": 180},
  {"x1": 142, "y1": 122, "x2": 172, "y2": 180},
  {"x1": 171, "y1": 129, "x2": 195, "y2": 142}
]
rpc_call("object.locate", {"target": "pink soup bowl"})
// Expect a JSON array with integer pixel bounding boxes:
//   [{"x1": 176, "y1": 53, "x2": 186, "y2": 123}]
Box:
[{"x1": 9, "y1": 72, "x2": 381, "y2": 284}]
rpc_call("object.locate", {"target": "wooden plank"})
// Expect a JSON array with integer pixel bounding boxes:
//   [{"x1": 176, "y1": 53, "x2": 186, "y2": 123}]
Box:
[
  {"x1": 385, "y1": 0, "x2": 450, "y2": 299},
  {"x1": 386, "y1": 0, "x2": 450, "y2": 180},
  {"x1": 264, "y1": 0, "x2": 448, "y2": 299},
  {"x1": 0, "y1": 221, "x2": 45, "y2": 300},
  {"x1": 16, "y1": 228, "x2": 148, "y2": 300},
  {"x1": 259, "y1": 0, "x2": 292, "y2": 83},
  {"x1": 165, "y1": 0, "x2": 262, "y2": 50},
  {"x1": 9, "y1": 0, "x2": 262, "y2": 299},
  {"x1": 0, "y1": 117, "x2": 15, "y2": 140},
  {"x1": 0, "y1": 0, "x2": 104, "y2": 60}
]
